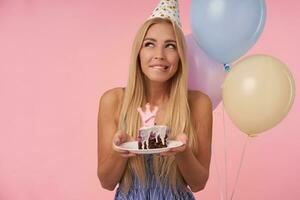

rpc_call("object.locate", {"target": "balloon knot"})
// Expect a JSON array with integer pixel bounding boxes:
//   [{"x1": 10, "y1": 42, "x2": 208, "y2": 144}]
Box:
[{"x1": 224, "y1": 64, "x2": 231, "y2": 72}]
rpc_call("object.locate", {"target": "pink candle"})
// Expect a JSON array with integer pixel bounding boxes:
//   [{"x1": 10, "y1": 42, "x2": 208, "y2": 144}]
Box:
[{"x1": 137, "y1": 103, "x2": 158, "y2": 127}]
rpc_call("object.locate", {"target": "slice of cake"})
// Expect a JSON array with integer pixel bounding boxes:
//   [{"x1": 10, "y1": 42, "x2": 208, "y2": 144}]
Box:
[{"x1": 137, "y1": 103, "x2": 170, "y2": 150}]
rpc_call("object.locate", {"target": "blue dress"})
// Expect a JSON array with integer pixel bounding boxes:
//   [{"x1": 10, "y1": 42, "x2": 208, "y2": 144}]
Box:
[{"x1": 114, "y1": 155, "x2": 195, "y2": 200}]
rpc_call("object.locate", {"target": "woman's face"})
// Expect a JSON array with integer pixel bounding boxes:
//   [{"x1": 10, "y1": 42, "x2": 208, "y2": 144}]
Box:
[{"x1": 139, "y1": 22, "x2": 180, "y2": 83}]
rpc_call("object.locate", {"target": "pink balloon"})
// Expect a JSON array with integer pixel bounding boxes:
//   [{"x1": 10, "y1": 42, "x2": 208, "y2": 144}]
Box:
[{"x1": 186, "y1": 34, "x2": 227, "y2": 110}]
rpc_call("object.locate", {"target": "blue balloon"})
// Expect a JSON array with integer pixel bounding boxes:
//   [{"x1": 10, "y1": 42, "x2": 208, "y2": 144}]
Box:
[{"x1": 190, "y1": 0, "x2": 266, "y2": 64}]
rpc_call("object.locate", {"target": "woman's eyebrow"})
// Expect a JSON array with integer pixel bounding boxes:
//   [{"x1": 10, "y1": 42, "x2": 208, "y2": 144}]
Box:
[
  {"x1": 144, "y1": 38, "x2": 156, "y2": 42},
  {"x1": 143, "y1": 38, "x2": 176, "y2": 43},
  {"x1": 165, "y1": 39, "x2": 176, "y2": 43}
]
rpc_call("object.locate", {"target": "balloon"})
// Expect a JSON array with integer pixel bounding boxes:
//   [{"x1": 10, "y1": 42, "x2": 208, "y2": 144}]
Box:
[
  {"x1": 222, "y1": 55, "x2": 295, "y2": 136},
  {"x1": 190, "y1": 0, "x2": 266, "y2": 64},
  {"x1": 186, "y1": 34, "x2": 226, "y2": 110}
]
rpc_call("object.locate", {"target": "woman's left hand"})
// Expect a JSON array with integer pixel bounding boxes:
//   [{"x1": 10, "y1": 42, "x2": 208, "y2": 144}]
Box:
[{"x1": 159, "y1": 133, "x2": 187, "y2": 156}]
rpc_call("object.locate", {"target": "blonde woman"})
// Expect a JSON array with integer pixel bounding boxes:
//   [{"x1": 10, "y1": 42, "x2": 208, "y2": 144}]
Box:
[{"x1": 98, "y1": 2, "x2": 212, "y2": 199}]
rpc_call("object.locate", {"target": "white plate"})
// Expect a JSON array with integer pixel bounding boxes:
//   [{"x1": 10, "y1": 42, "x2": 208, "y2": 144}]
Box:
[{"x1": 114, "y1": 140, "x2": 184, "y2": 154}]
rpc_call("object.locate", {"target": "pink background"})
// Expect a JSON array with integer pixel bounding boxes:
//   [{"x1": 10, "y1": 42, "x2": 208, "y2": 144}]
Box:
[{"x1": 0, "y1": 0, "x2": 299, "y2": 199}]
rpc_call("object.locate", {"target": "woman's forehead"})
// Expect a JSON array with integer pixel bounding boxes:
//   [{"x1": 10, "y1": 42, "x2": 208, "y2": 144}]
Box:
[{"x1": 144, "y1": 22, "x2": 176, "y2": 40}]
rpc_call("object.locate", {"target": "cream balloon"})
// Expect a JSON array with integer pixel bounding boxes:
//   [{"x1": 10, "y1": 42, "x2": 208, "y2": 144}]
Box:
[{"x1": 222, "y1": 55, "x2": 295, "y2": 136}]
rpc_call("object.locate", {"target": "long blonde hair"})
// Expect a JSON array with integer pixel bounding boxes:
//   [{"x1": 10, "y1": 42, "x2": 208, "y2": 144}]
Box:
[{"x1": 118, "y1": 18, "x2": 198, "y2": 193}]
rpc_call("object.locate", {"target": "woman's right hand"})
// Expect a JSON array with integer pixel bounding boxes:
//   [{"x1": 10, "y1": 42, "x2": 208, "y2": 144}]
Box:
[{"x1": 112, "y1": 130, "x2": 137, "y2": 158}]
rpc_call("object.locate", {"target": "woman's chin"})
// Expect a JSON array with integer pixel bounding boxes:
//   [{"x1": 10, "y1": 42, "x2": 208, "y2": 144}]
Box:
[{"x1": 146, "y1": 75, "x2": 171, "y2": 83}]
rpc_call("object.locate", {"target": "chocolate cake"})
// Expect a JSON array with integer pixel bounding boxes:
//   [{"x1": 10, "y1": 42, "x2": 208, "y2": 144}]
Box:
[
  {"x1": 138, "y1": 125, "x2": 170, "y2": 149},
  {"x1": 137, "y1": 103, "x2": 170, "y2": 150}
]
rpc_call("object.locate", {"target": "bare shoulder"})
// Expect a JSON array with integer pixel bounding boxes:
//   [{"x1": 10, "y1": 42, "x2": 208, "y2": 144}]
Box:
[
  {"x1": 188, "y1": 90, "x2": 213, "y2": 127},
  {"x1": 99, "y1": 87, "x2": 125, "y2": 120},
  {"x1": 188, "y1": 90, "x2": 212, "y2": 111},
  {"x1": 100, "y1": 87, "x2": 124, "y2": 106}
]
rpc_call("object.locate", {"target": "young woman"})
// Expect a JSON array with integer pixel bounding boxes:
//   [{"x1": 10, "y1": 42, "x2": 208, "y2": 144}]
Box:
[{"x1": 97, "y1": 16, "x2": 212, "y2": 199}]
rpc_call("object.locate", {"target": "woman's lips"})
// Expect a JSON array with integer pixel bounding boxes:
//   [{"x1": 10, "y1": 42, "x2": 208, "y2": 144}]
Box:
[{"x1": 150, "y1": 65, "x2": 169, "y2": 71}]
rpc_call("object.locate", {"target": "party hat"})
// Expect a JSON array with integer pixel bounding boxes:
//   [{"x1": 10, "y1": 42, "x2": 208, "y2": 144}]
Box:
[{"x1": 148, "y1": 0, "x2": 182, "y2": 28}]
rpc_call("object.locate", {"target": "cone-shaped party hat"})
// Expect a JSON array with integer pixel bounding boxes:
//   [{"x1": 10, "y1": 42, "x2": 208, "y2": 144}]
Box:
[{"x1": 148, "y1": 0, "x2": 182, "y2": 28}]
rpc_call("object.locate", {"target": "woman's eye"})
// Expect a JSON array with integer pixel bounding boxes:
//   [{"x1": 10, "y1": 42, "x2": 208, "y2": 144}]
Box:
[
  {"x1": 166, "y1": 43, "x2": 176, "y2": 49},
  {"x1": 144, "y1": 42, "x2": 154, "y2": 47}
]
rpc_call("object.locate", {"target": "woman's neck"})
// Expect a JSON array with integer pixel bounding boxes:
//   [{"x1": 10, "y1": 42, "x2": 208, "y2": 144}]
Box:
[{"x1": 145, "y1": 81, "x2": 170, "y2": 106}]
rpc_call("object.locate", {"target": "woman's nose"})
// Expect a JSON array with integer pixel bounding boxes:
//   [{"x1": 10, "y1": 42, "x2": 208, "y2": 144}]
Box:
[{"x1": 154, "y1": 47, "x2": 165, "y2": 60}]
